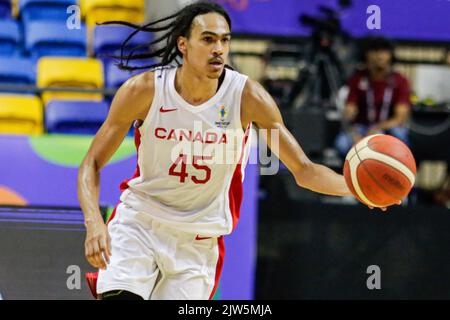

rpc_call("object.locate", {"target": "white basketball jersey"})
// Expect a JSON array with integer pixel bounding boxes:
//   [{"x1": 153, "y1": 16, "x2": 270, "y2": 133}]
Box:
[{"x1": 119, "y1": 66, "x2": 252, "y2": 237}]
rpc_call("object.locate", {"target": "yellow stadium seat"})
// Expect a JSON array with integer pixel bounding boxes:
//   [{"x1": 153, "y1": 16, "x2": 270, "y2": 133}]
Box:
[
  {"x1": 0, "y1": 94, "x2": 43, "y2": 135},
  {"x1": 37, "y1": 57, "x2": 104, "y2": 105},
  {"x1": 81, "y1": 0, "x2": 145, "y2": 28},
  {"x1": 12, "y1": 0, "x2": 18, "y2": 17}
]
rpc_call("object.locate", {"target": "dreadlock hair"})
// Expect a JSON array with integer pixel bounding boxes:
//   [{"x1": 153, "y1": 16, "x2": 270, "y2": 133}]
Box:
[{"x1": 98, "y1": 1, "x2": 232, "y2": 72}]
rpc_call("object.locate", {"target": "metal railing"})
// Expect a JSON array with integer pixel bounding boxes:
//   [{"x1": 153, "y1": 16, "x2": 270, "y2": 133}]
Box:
[{"x1": 0, "y1": 84, "x2": 118, "y2": 97}]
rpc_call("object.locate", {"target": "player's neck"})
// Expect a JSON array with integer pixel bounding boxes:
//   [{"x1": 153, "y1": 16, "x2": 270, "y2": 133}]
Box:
[{"x1": 175, "y1": 65, "x2": 219, "y2": 106}]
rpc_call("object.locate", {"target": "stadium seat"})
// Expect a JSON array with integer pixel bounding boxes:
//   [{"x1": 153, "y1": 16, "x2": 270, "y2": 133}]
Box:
[
  {"x1": 0, "y1": 56, "x2": 35, "y2": 86},
  {"x1": 0, "y1": 0, "x2": 12, "y2": 18},
  {"x1": 105, "y1": 60, "x2": 150, "y2": 88},
  {"x1": 93, "y1": 25, "x2": 153, "y2": 59},
  {"x1": 12, "y1": 0, "x2": 18, "y2": 17},
  {"x1": 0, "y1": 20, "x2": 21, "y2": 56},
  {"x1": 0, "y1": 94, "x2": 43, "y2": 134},
  {"x1": 93, "y1": 25, "x2": 154, "y2": 88},
  {"x1": 37, "y1": 57, "x2": 104, "y2": 105},
  {"x1": 25, "y1": 21, "x2": 87, "y2": 60},
  {"x1": 19, "y1": 0, "x2": 77, "y2": 22},
  {"x1": 81, "y1": 0, "x2": 145, "y2": 28},
  {"x1": 45, "y1": 100, "x2": 108, "y2": 134}
]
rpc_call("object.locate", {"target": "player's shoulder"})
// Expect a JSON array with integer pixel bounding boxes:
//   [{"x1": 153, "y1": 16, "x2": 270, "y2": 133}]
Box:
[
  {"x1": 112, "y1": 70, "x2": 155, "y2": 119},
  {"x1": 121, "y1": 70, "x2": 155, "y2": 98},
  {"x1": 242, "y1": 77, "x2": 265, "y2": 100},
  {"x1": 241, "y1": 77, "x2": 277, "y2": 125}
]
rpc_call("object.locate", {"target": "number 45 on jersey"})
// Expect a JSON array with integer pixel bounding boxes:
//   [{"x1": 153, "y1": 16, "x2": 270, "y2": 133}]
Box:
[{"x1": 169, "y1": 154, "x2": 213, "y2": 184}]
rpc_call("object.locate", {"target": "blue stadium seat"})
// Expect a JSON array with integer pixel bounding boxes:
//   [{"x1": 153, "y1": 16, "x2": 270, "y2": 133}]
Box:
[
  {"x1": 0, "y1": 56, "x2": 35, "y2": 86},
  {"x1": 94, "y1": 24, "x2": 154, "y2": 89},
  {"x1": 45, "y1": 100, "x2": 108, "y2": 135},
  {"x1": 0, "y1": 20, "x2": 21, "y2": 56},
  {"x1": 93, "y1": 25, "x2": 153, "y2": 60},
  {"x1": 20, "y1": 0, "x2": 77, "y2": 22},
  {"x1": 25, "y1": 21, "x2": 87, "y2": 60},
  {"x1": 0, "y1": 0, "x2": 12, "y2": 18},
  {"x1": 105, "y1": 59, "x2": 151, "y2": 88}
]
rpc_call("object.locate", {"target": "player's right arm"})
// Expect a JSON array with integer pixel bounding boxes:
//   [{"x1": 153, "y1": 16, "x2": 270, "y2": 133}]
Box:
[{"x1": 77, "y1": 71, "x2": 154, "y2": 270}]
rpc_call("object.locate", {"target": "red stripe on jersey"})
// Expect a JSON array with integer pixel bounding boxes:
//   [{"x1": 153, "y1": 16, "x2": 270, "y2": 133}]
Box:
[
  {"x1": 85, "y1": 272, "x2": 99, "y2": 299},
  {"x1": 209, "y1": 236, "x2": 225, "y2": 300},
  {"x1": 228, "y1": 124, "x2": 251, "y2": 231},
  {"x1": 119, "y1": 127, "x2": 142, "y2": 192}
]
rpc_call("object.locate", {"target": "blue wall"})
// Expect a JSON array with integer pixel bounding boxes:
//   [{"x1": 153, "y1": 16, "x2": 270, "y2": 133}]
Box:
[{"x1": 217, "y1": 0, "x2": 450, "y2": 41}]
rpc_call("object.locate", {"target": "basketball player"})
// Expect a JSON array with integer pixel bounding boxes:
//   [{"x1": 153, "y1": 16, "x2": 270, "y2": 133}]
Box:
[{"x1": 78, "y1": 2, "x2": 389, "y2": 300}]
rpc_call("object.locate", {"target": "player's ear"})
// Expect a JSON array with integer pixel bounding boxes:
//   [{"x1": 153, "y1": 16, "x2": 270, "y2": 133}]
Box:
[{"x1": 177, "y1": 36, "x2": 187, "y2": 56}]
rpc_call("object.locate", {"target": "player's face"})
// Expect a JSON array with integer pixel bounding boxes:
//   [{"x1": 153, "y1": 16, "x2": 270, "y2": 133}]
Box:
[
  {"x1": 366, "y1": 49, "x2": 392, "y2": 73},
  {"x1": 180, "y1": 13, "x2": 231, "y2": 79}
]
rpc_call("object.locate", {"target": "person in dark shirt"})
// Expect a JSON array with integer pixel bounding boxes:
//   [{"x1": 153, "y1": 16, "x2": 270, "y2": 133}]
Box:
[{"x1": 335, "y1": 36, "x2": 411, "y2": 157}]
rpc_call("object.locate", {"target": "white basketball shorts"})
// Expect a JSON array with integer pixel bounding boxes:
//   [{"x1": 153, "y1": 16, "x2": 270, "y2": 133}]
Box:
[{"x1": 96, "y1": 202, "x2": 225, "y2": 300}]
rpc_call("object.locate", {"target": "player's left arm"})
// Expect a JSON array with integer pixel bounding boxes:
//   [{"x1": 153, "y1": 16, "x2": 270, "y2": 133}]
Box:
[{"x1": 241, "y1": 78, "x2": 352, "y2": 197}]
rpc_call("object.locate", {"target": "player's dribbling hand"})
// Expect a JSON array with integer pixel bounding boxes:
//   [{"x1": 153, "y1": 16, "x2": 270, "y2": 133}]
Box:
[{"x1": 85, "y1": 221, "x2": 112, "y2": 270}]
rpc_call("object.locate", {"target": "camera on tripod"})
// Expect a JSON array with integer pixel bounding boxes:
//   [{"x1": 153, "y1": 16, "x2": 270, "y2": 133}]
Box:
[
  {"x1": 300, "y1": 4, "x2": 349, "y2": 48},
  {"x1": 288, "y1": 0, "x2": 352, "y2": 109},
  {"x1": 282, "y1": 1, "x2": 354, "y2": 165}
]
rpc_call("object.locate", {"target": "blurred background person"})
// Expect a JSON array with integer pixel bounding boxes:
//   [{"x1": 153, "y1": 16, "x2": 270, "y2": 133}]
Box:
[{"x1": 335, "y1": 36, "x2": 411, "y2": 157}]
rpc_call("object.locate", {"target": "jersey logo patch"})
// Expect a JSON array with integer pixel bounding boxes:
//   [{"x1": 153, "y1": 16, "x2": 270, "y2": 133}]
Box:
[
  {"x1": 160, "y1": 106, "x2": 178, "y2": 113},
  {"x1": 215, "y1": 105, "x2": 230, "y2": 128}
]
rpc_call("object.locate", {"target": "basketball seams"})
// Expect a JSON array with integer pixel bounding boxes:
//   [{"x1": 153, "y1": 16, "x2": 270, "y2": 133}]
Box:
[
  {"x1": 348, "y1": 153, "x2": 378, "y2": 207},
  {"x1": 368, "y1": 139, "x2": 415, "y2": 173},
  {"x1": 354, "y1": 147, "x2": 403, "y2": 203},
  {"x1": 360, "y1": 159, "x2": 408, "y2": 200},
  {"x1": 345, "y1": 134, "x2": 416, "y2": 207},
  {"x1": 345, "y1": 134, "x2": 383, "y2": 163},
  {"x1": 358, "y1": 147, "x2": 415, "y2": 185},
  {"x1": 347, "y1": 138, "x2": 403, "y2": 163}
]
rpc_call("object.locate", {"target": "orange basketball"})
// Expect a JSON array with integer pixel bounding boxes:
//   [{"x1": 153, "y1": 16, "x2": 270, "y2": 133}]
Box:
[{"x1": 343, "y1": 134, "x2": 417, "y2": 208}]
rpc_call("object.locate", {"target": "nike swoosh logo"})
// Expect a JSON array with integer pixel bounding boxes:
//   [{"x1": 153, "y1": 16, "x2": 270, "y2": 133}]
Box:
[
  {"x1": 159, "y1": 106, "x2": 178, "y2": 113},
  {"x1": 195, "y1": 235, "x2": 212, "y2": 240}
]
